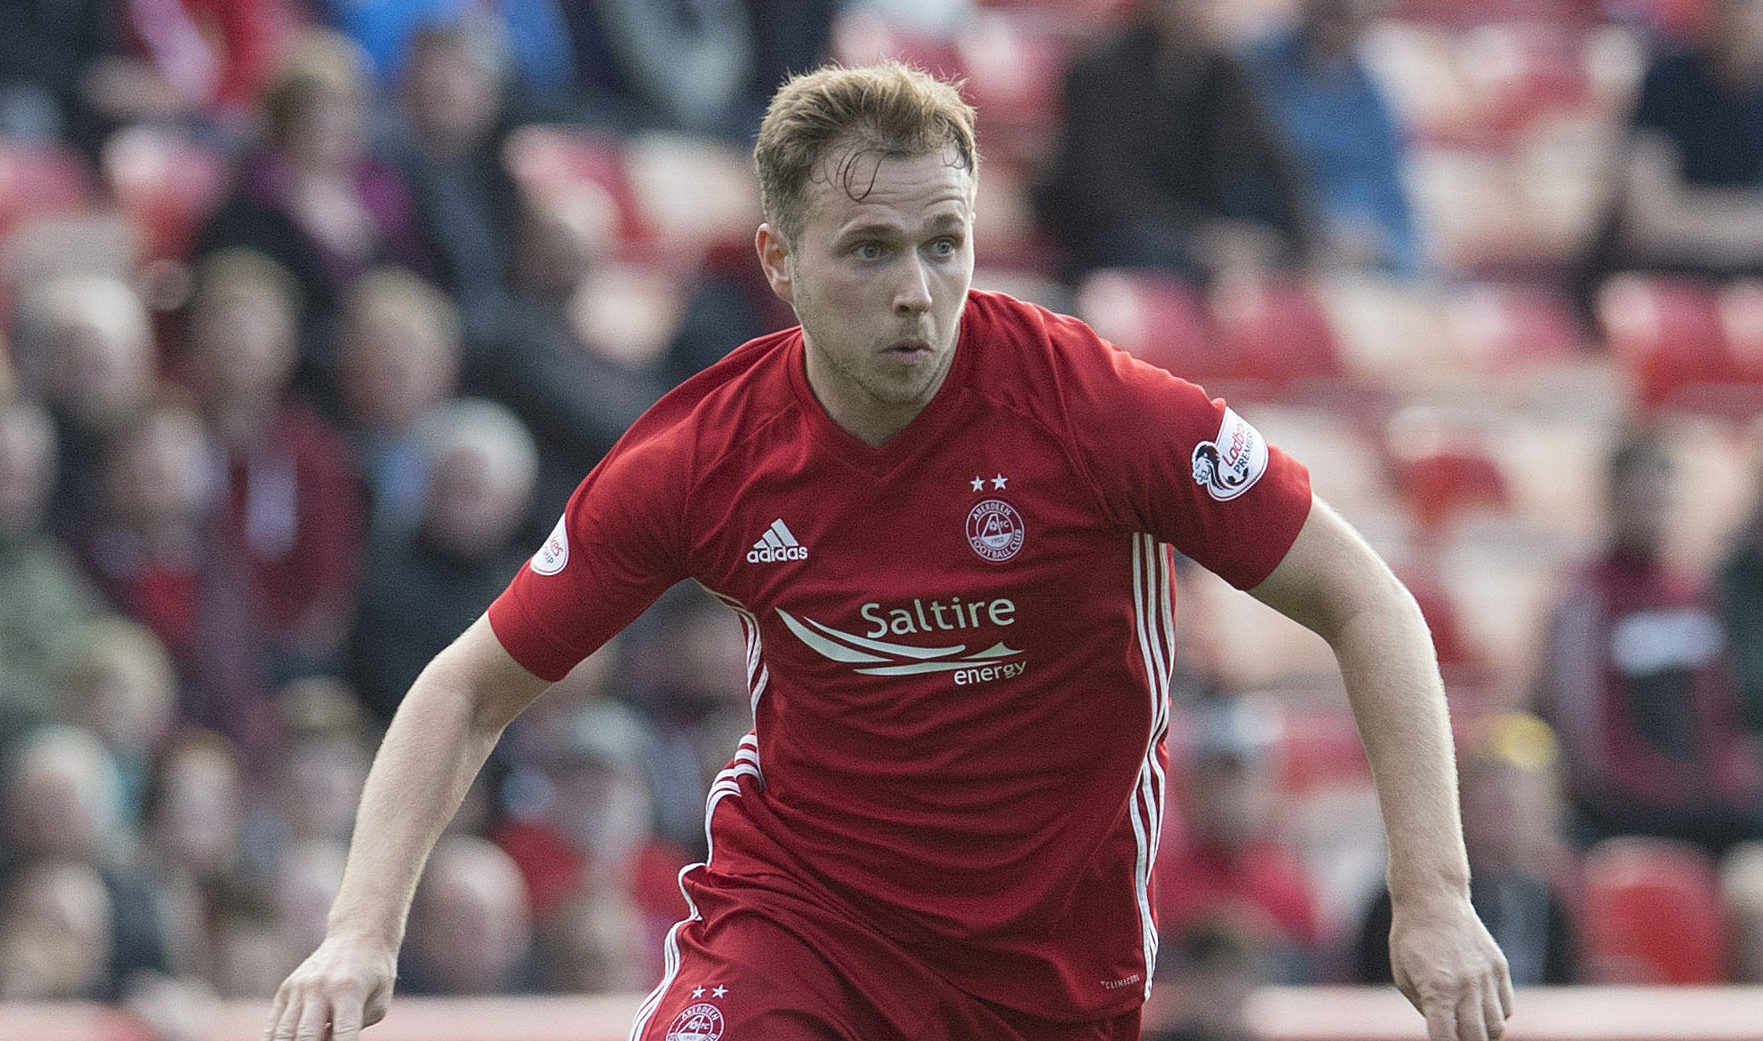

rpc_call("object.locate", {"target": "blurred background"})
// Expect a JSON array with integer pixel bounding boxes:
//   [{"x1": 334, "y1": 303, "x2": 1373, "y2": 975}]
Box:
[{"x1": 1, "y1": 0, "x2": 1762, "y2": 1038}]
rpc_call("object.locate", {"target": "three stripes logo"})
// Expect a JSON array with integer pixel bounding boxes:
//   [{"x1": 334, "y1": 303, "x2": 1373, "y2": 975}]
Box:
[{"x1": 747, "y1": 518, "x2": 809, "y2": 564}]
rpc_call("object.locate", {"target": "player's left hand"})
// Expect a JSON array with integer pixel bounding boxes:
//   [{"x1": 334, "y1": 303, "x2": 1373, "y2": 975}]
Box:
[{"x1": 1388, "y1": 892, "x2": 1513, "y2": 1041}]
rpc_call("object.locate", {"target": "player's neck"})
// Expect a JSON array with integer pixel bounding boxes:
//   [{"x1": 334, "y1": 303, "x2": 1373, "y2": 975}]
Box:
[{"x1": 802, "y1": 341, "x2": 956, "y2": 449}]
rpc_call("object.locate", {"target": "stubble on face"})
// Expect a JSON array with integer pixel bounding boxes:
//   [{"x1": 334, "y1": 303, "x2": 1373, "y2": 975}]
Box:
[{"x1": 783, "y1": 145, "x2": 976, "y2": 445}]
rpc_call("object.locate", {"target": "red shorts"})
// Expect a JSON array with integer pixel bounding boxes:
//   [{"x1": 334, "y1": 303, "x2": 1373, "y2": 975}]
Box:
[{"x1": 627, "y1": 878, "x2": 1142, "y2": 1041}]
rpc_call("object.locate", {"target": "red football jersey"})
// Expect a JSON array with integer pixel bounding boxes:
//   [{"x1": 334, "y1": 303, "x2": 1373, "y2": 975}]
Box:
[{"x1": 489, "y1": 290, "x2": 1312, "y2": 1020}]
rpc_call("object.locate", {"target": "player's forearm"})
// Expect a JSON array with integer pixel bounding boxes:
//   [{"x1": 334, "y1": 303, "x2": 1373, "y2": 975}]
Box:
[
  {"x1": 325, "y1": 665, "x2": 507, "y2": 948},
  {"x1": 1329, "y1": 581, "x2": 1472, "y2": 908}
]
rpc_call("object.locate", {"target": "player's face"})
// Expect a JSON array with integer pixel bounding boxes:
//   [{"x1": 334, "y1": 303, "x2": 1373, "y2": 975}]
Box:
[{"x1": 758, "y1": 146, "x2": 975, "y2": 445}]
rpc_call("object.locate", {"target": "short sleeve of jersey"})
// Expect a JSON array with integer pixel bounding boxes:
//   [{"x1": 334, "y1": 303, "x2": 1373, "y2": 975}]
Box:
[
  {"x1": 1051, "y1": 311, "x2": 1312, "y2": 589},
  {"x1": 489, "y1": 431, "x2": 688, "y2": 682}
]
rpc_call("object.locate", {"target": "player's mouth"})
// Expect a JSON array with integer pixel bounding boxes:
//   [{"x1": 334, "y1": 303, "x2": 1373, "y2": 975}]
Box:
[{"x1": 883, "y1": 338, "x2": 933, "y2": 362}]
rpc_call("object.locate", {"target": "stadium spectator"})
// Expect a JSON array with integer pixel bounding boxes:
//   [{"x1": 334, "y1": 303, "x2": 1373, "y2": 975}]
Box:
[
  {"x1": 494, "y1": 694, "x2": 690, "y2": 981},
  {"x1": 391, "y1": 26, "x2": 525, "y2": 339},
  {"x1": 271, "y1": 838, "x2": 348, "y2": 967},
  {"x1": 61, "y1": 617, "x2": 180, "y2": 823},
  {"x1": 1718, "y1": 475, "x2": 1763, "y2": 735},
  {"x1": 78, "y1": 404, "x2": 229, "y2": 729},
  {"x1": 1355, "y1": 712, "x2": 1579, "y2": 985},
  {"x1": 319, "y1": 0, "x2": 575, "y2": 99},
  {"x1": 0, "y1": 397, "x2": 102, "y2": 742},
  {"x1": 194, "y1": 30, "x2": 433, "y2": 331},
  {"x1": 1534, "y1": 433, "x2": 1763, "y2": 853},
  {"x1": 533, "y1": 891, "x2": 649, "y2": 993},
  {"x1": 1580, "y1": 0, "x2": 1763, "y2": 297},
  {"x1": 208, "y1": 888, "x2": 289, "y2": 999},
  {"x1": 559, "y1": 0, "x2": 754, "y2": 135},
  {"x1": 1245, "y1": 0, "x2": 1421, "y2": 277},
  {"x1": 401, "y1": 835, "x2": 536, "y2": 994},
  {"x1": 0, "y1": 857, "x2": 117, "y2": 1000},
  {"x1": 1156, "y1": 699, "x2": 1322, "y2": 983},
  {"x1": 183, "y1": 247, "x2": 367, "y2": 692},
  {"x1": 1143, "y1": 921, "x2": 1261, "y2": 1041},
  {"x1": 21, "y1": 275, "x2": 160, "y2": 541},
  {"x1": 0, "y1": 725, "x2": 169, "y2": 997},
  {"x1": 140, "y1": 728, "x2": 252, "y2": 981},
  {"x1": 1036, "y1": 0, "x2": 1315, "y2": 281},
  {"x1": 334, "y1": 268, "x2": 463, "y2": 540},
  {"x1": 471, "y1": 200, "x2": 666, "y2": 524},
  {"x1": 270, "y1": 678, "x2": 375, "y2": 847},
  {"x1": 348, "y1": 399, "x2": 537, "y2": 723},
  {"x1": 0, "y1": 0, "x2": 164, "y2": 151}
]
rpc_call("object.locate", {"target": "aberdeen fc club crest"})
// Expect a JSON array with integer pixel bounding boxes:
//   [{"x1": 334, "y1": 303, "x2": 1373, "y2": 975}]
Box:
[
  {"x1": 666, "y1": 1003, "x2": 724, "y2": 1041},
  {"x1": 966, "y1": 498, "x2": 1025, "y2": 562}
]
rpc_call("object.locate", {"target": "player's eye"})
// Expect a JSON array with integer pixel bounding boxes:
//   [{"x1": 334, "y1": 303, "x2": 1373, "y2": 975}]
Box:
[
  {"x1": 927, "y1": 237, "x2": 958, "y2": 257},
  {"x1": 854, "y1": 242, "x2": 885, "y2": 261}
]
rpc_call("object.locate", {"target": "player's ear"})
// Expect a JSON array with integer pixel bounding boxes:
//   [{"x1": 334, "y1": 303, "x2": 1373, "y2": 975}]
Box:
[{"x1": 756, "y1": 223, "x2": 794, "y2": 304}]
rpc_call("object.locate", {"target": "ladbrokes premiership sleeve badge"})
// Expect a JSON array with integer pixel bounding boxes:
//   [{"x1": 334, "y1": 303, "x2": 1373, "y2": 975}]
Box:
[{"x1": 1191, "y1": 407, "x2": 1270, "y2": 502}]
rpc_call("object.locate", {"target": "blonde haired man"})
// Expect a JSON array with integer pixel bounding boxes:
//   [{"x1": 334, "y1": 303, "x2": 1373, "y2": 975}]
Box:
[{"x1": 268, "y1": 63, "x2": 1510, "y2": 1041}]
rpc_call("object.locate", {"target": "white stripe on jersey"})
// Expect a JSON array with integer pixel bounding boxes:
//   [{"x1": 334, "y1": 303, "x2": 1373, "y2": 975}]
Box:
[
  {"x1": 1129, "y1": 533, "x2": 1176, "y2": 1001},
  {"x1": 629, "y1": 591, "x2": 770, "y2": 1041}
]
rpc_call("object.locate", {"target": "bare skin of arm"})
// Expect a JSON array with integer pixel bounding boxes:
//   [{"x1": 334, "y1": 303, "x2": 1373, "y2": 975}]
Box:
[
  {"x1": 1250, "y1": 496, "x2": 1514, "y2": 1041},
  {"x1": 263, "y1": 614, "x2": 552, "y2": 1041}
]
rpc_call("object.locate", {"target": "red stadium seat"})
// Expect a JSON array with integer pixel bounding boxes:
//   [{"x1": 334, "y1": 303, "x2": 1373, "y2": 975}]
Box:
[
  {"x1": 1209, "y1": 277, "x2": 1341, "y2": 386},
  {"x1": 1581, "y1": 836, "x2": 1727, "y2": 984},
  {"x1": 0, "y1": 137, "x2": 92, "y2": 238},
  {"x1": 1457, "y1": 23, "x2": 1596, "y2": 140},
  {"x1": 954, "y1": 11, "x2": 1080, "y2": 160},
  {"x1": 971, "y1": 159, "x2": 1059, "y2": 275},
  {"x1": 1384, "y1": 408, "x2": 1513, "y2": 534},
  {"x1": 1447, "y1": 282, "x2": 1581, "y2": 372},
  {"x1": 830, "y1": 9, "x2": 963, "y2": 84},
  {"x1": 102, "y1": 125, "x2": 230, "y2": 261},
  {"x1": 1074, "y1": 269, "x2": 1219, "y2": 381},
  {"x1": 503, "y1": 126, "x2": 645, "y2": 247},
  {"x1": 1597, "y1": 273, "x2": 1763, "y2": 414}
]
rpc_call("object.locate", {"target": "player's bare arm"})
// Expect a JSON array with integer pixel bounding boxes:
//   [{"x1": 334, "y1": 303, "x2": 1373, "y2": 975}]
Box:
[
  {"x1": 1248, "y1": 496, "x2": 1514, "y2": 1041},
  {"x1": 264, "y1": 615, "x2": 552, "y2": 1041}
]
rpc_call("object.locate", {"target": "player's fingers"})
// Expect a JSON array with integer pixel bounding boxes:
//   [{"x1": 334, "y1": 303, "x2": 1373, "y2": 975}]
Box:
[
  {"x1": 268, "y1": 985, "x2": 300, "y2": 1041},
  {"x1": 1482, "y1": 983, "x2": 1505, "y2": 1040},
  {"x1": 1496, "y1": 958, "x2": 1515, "y2": 1021},
  {"x1": 264, "y1": 985, "x2": 290, "y2": 1041},
  {"x1": 1456, "y1": 989, "x2": 1489, "y2": 1041},
  {"x1": 364, "y1": 983, "x2": 391, "y2": 1027},
  {"x1": 1424, "y1": 991, "x2": 1459, "y2": 1041},
  {"x1": 331, "y1": 1000, "x2": 363, "y2": 1041},
  {"x1": 293, "y1": 992, "x2": 331, "y2": 1041}
]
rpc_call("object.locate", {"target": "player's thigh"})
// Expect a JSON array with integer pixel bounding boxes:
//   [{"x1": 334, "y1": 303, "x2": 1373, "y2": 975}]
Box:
[{"x1": 629, "y1": 910, "x2": 904, "y2": 1041}]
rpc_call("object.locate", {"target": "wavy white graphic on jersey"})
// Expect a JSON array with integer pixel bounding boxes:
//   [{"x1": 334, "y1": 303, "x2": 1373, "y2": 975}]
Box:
[{"x1": 776, "y1": 609, "x2": 1023, "y2": 675}]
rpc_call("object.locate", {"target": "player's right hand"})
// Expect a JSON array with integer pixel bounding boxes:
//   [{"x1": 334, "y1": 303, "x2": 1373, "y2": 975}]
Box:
[{"x1": 263, "y1": 932, "x2": 398, "y2": 1041}]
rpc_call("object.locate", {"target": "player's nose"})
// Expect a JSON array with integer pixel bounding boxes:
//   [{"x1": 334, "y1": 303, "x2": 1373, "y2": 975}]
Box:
[{"x1": 893, "y1": 257, "x2": 933, "y2": 315}]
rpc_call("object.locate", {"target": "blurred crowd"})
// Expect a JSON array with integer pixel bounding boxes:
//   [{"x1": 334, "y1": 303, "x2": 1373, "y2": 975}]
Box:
[{"x1": 3, "y1": 0, "x2": 1763, "y2": 1036}]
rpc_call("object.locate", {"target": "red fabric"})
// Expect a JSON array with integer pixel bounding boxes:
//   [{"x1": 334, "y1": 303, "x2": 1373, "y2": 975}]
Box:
[
  {"x1": 1154, "y1": 838, "x2": 1321, "y2": 951},
  {"x1": 219, "y1": 401, "x2": 365, "y2": 645},
  {"x1": 489, "y1": 290, "x2": 1312, "y2": 1019},
  {"x1": 630, "y1": 874, "x2": 1142, "y2": 1041}
]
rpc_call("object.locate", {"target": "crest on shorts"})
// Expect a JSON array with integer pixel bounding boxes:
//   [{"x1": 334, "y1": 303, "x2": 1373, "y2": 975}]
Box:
[
  {"x1": 1191, "y1": 407, "x2": 1269, "y2": 502},
  {"x1": 665, "y1": 1003, "x2": 725, "y2": 1041},
  {"x1": 966, "y1": 498, "x2": 1025, "y2": 562}
]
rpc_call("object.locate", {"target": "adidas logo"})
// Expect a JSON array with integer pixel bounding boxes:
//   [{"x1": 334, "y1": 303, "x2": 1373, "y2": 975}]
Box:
[{"x1": 747, "y1": 519, "x2": 809, "y2": 563}]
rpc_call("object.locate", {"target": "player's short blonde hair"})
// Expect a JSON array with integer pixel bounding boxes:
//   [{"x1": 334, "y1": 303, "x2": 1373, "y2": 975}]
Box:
[{"x1": 754, "y1": 61, "x2": 978, "y2": 243}]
